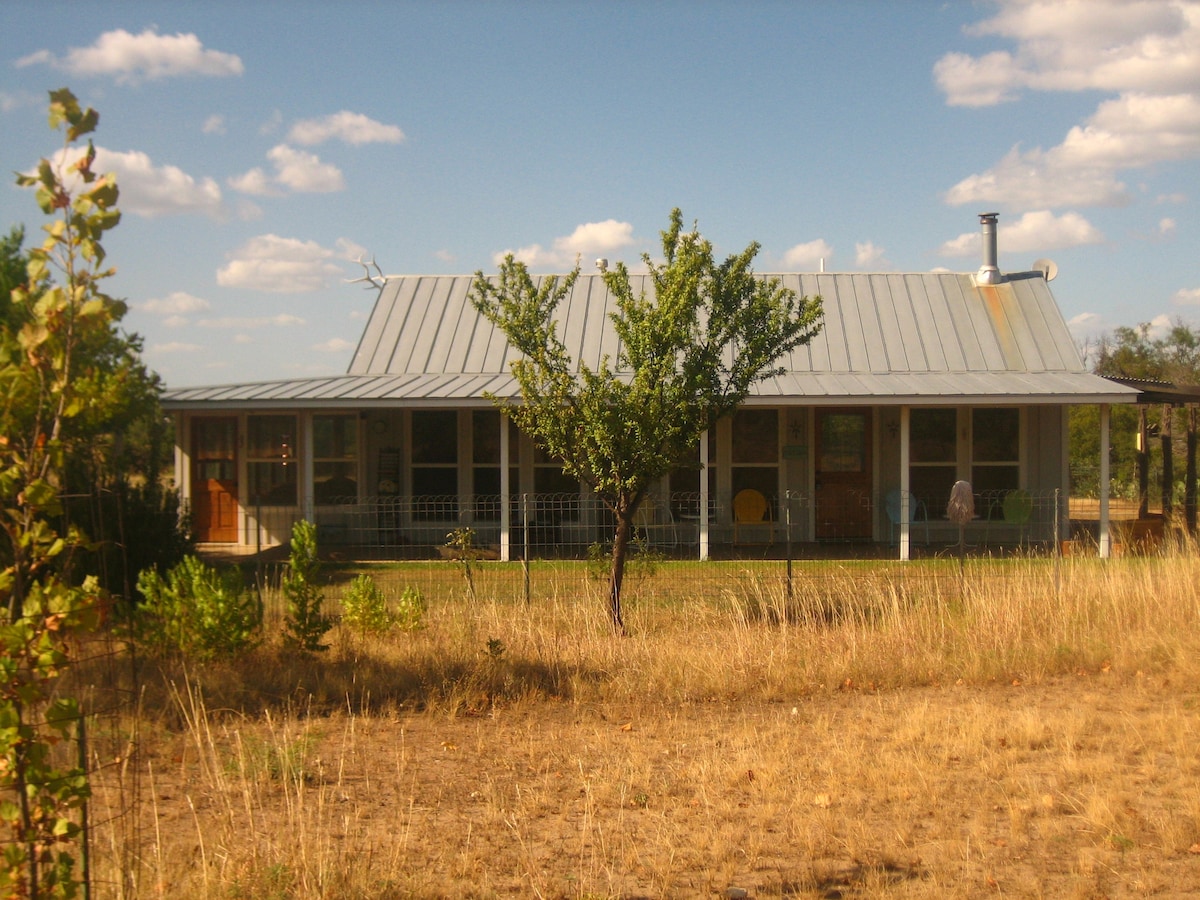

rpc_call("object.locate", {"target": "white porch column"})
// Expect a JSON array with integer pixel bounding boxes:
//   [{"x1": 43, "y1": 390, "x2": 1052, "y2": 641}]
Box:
[
  {"x1": 175, "y1": 413, "x2": 189, "y2": 506},
  {"x1": 1099, "y1": 403, "x2": 1111, "y2": 558},
  {"x1": 699, "y1": 429, "x2": 710, "y2": 561},
  {"x1": 899, "y1": 405, "x2": 911, "y2": 561},
  {"x1": 500, "y1": 412, "x2": 511, "y2": 562}
]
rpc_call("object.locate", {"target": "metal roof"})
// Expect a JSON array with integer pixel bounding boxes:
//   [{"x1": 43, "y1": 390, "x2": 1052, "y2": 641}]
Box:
[{"x1": 164, "y1": 270, "x2": 1140, "y2": 409}]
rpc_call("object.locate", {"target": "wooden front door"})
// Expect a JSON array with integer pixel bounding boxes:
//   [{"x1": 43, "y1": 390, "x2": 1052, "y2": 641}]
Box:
[
  {"x1": 815, "y1": 409, "x2": 873, "y2": 539},
  {"x1": 191, "y1": 418, "x2": 238, "y2": 542}
]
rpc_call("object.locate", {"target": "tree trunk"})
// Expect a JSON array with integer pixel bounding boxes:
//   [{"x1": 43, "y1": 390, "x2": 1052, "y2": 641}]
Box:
[{"x1": 608, "y1": 512, "x2": 632, "y2": 634}]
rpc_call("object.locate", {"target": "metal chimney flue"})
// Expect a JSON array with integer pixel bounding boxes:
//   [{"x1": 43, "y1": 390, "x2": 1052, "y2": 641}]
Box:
[{"x1": 977, "y1": 212, "x2": 1001, "y2": 285}]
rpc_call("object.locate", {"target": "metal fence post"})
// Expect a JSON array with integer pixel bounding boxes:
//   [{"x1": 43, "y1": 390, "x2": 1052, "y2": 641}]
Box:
[
  {"x1": 785, "y1": 491, "x2": 794, "y2": 600},
  {"x1": 522, "y1": 493, "x2": 531, "y2": 604},
  {"x1": 1054, "y1": 488, "x2": 1062, "y2": 598}
]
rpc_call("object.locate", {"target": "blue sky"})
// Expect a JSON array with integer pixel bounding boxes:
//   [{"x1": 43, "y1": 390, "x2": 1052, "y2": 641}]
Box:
[{"x1": 2, "y1": 1, "x2": 1198, "y2": 388}]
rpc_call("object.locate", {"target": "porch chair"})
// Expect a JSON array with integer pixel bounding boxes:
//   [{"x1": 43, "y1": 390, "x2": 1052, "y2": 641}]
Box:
[
  {"x1": 1002, "y1": 488, "x2": 1034, "y2": 546},
  {"x1": 884, "y1": 488, "x2": 928, "y2": 546},
  {"x1": 732, "y1": 488, "x2": 773, "y2": 545},
  {"x1": 632, "y1": 496, "x2": 679, "y2": 549}
]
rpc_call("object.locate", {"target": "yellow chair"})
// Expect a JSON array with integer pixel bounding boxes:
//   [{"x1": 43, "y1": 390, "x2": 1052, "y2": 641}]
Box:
[{"x1": 732, "y1": 488, "x2": 773, "y2": 545}]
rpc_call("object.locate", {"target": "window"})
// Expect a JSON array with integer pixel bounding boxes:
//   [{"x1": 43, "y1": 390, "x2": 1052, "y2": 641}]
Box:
[
  {"x1": 533, "y1": 443, "x2": 578, "y2": 495},
  {"x1": 411, "y1": 410, "x2": 458, "y2": 519},
  {"x1": 247, "y1": 415, "x2": 297, "y2": 505},
  {"x1": 471, "y1": 410, "x2": 519, "y2": 521},
  {"x1": 731, "y1": 409, "x2": 778, "y2": 502},
  {"x1": 908, "y1": 407, "x2": 1022, "y2": 516},
  {"x1": 972, "y1": 408, "x2": 1020, "y2": 497},
  {"x1": 313, "y1": 414, "x2": 358, "y2": 505},
  {"x1": 669, "y1": 430, "x2": 717, "y2": 519},
  {"x1": 909, "y1": 408, "x2": 957, "y2": 514}
]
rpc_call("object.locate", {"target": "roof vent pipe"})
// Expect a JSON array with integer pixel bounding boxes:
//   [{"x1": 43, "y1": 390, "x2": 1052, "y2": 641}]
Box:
[{"x1": 977, "y1": 212, "x2": 1001, "y2": 285}]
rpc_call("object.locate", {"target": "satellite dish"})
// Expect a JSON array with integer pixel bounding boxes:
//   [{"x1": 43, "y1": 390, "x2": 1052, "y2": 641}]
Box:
[{"x1": 1032, "y1": 258, "x2": 1058, "y2": 282}]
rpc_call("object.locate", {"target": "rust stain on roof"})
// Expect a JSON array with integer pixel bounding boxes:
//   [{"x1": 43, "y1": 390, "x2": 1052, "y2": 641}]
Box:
[{"x1": 978, "y1": 283, "x2": 1022, "y2": 368}]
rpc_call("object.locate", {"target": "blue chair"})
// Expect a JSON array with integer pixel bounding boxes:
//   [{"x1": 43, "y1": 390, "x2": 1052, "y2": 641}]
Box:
[{"x1": 885, "y1": 488, "x2": 928, "y2": 545}]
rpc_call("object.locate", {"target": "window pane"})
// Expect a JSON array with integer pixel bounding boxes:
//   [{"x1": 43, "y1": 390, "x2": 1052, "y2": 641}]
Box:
[
  {"x1": 314, "y1": 415, "x2": 357, "y2": 460},
  {"x1": 910, "y1": 465, "x2": 957, "y2": 516},
  {"x1": 248, "y1": 415, "x2": 296, "y2": 460},
  {"x1": 732, "y1": 467, "x2": 777, "y2": 502},
  {"x1": 973, "y1": 408, "x2": 1019, "y2": 462},
  {"x1": 248, "y1": 461, "x2": 296, "y2": 504},
  {"x1": 911, "y1": 409, "x2": 957, "y2": 463},
  {"x1": 412, "y1": 411, "x2": 457, "y2": 464},
  {"x1": 314, "y1": 462, "x2": 357, "y2": 505},
  {"x1": 819, "y1": 413, "x2": 865, "y2": 472},
  {"x1": 733, "y1": 410, "x2": 778, "y2": 464},
  {"x1": 534, "y1": 466, "x2": 577, "y2": 495},
  {"x1": 971, "y1": 465, "x2": 1019, "y2": 496}
]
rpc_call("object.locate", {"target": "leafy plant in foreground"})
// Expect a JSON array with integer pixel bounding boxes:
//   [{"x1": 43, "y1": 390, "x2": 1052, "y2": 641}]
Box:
[
  {"x1": 340, "y1": 573, "x2": 392, "y2": 634},
  {"x1": 0, "y1": 88, "x2": 123, "y2": 898},
  {"x1": 282, "y1": 520, "x2": 332, "y2": 653},
  {"x1": 135, "y1": 555, "x2": 262, "y2": 659}
]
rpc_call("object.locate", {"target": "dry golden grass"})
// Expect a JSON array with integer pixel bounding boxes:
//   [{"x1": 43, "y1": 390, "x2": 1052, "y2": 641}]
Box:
[{"x1": 78, "y1": 551, "x2": 1200, "y2": 898}]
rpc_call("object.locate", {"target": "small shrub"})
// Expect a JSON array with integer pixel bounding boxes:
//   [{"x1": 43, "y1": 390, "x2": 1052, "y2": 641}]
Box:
[
  {"x1": 135, "y1": 555, "x2": 262, "y2": 659},
  {"x1": 394, "y1": 586, "x2": 427, "y2": 631},
  {"x1": 283, "y1": 520, "x2": 332, "y2": 653},
  {"x1": 340, "y1": 574, "x2": 392, "y2": 634}
]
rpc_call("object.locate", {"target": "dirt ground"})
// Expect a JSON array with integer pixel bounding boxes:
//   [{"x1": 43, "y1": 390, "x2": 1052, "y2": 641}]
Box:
[{"x1": 127, "y1": 672, "x2": 1200, "y2": 898}]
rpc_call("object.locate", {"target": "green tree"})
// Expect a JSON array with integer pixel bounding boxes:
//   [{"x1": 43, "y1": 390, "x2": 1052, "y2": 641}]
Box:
[
  {"x1": 0, "y1": 87, "x2": 122, "y2": 899},
  {"x1": 282, "y1": 520, "x2": 332, "y2": 653},
  {"x1": 471, "y1": 209, "x2": 823, "y2": 631},
  {"x1": 1071, "y1": 320, "x2": 1200, "y2": 508}
]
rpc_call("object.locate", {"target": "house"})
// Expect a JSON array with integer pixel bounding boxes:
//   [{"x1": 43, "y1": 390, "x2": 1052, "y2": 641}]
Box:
[{"x1": 162, "y1": 214, "x2": 1139, "y2": 560}]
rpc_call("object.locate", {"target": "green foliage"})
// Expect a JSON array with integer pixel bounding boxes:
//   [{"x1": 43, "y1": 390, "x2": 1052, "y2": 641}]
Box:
[
  {"x1": 445, "y1": 526, "x2": 478, "y2": 600},
  {"x1": 394, "y1": 586, "x2": 427, "y2": 632},
  {"x1": 340, "y1": 573, "x2": 392, "y2": 634},
  {"x1": 135, "y1": 555, "x2": 262, "y2": 659},
  {"x1": 1071, "y1": 320, "x2": 1200, "y2": 504},
  {"x1": 0, "y1": 88, "x2": 130, "y2": 897},
  {"x1": 470, "y1": 208, "x2": 823, "y2": 629},
  {"x1": 282, "y1": 520, "x2": 332, "y2": 653}
]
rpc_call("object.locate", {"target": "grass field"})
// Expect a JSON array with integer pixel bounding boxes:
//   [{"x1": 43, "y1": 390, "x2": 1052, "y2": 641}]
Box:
[{"x1": 77, "y1": 551, "x2": 1200, "y2": 898}]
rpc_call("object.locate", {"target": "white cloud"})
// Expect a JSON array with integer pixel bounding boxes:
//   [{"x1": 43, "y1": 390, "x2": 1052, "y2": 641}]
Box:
[
  {"x1": 259, "y1": 110, "x2": 283, "y2": 135},
  {"x1": 197, "y1": 314, "x2": 306, "y2": 328},
  {"x1": 149, "y1": 341, "x2": 202, "y2": 354},
  {"x1": 854, "y1": 241, "x2": 891, "y2": 269},
  {"x1": 1174, "y1": 287, "x2": 1200, "y2": 305},
  {"x1": 782, "y1": 239, "x2": 833, "y2": 269},
  {"x1": 493, "y1": 219, "x2": 635, "y2": 269},
  {"x1": 17, "y1": 28, "x2": 243, "y2": 84},
  {"x1": 266, "y1": 144, "x2": 344, "y2": 193},
  {"x1": 216, "y1": 234, "x2": 347, "y2": 293},
  {"x1": 226, "y1": 167, "x2": 280, "y2": 197},
  {"x1": 936, "y1": 1, "x2": 1200, "y2": 106},
  {"x1": 288, "y1": 111, "x2": 405, "y2": 146},
  {"x1": 938, "y1": 210, "x2": 1104, "y2": 257},
  {"x1": 88, "y1": 146, "x2": 224, "y2": 218},
  {"x1": 21, "y1": 146, "x2": 221, "y2": 218},
  {"x1": 202, "y1": 114, "x2": 226, "y2": 135},
  {"x1": 1159, "y1": 217, "x2": 1178, "y2": 236},
  {"x1": 229, "y1": 145, "x2": 345, "y2": 195},
  {"x1": 938, "y1": 1, "x2": 1200, "y2": 212},
  {"x1": 0, "y1": 89, "x2": 37, "y2": 113},
  {"x1": 313, "y1": 337, "x2": 354, "y2": 353},
  {"x1": 233, "y1": 333, "x2": 254, "y2": 344},
  {"x1": 141, "y1": 291, "x2": 211, "y2": 316},
  {"x1": 435, "y1": 248, "x2": 457, "y2": 264}
]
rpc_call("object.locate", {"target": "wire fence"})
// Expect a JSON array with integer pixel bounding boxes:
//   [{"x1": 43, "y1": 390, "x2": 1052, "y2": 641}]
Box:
[{"x1": 236, "y1": 488, "x2": 1074, "y2": 562}]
